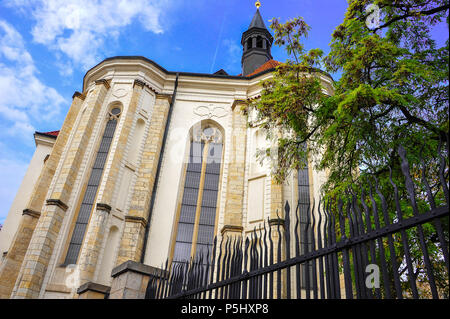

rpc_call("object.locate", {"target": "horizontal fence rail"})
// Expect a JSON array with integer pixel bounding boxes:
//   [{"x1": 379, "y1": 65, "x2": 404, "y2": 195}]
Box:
[{"x1": 146, "y1": 145, "x2": 449, "y2": 299}]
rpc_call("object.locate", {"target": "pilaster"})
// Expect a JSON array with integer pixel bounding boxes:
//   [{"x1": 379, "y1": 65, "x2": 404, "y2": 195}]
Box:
[
  {"x1": 12, "y1": 80, "x2": 109, "y2": 298},
  {"x1": 109, "y1": 260, "x2": 165, "y2": 299},
  {"x1": 77, "y1": 81, "x2": 144, "y2": 284},
  {"x1": 0, "y1": 92, "x2": 85, "y2": 299},
  {"x1": 116, "y1": 94, "x2": 171, "y2": 265},
  {"x1": 221, "y1": 100, "x2": 248, "y2": 237}
]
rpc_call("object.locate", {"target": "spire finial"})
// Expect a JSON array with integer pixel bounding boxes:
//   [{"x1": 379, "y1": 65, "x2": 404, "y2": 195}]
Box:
[{"x1": 255, "y1": 0, "x2": 261, "y2": 9}]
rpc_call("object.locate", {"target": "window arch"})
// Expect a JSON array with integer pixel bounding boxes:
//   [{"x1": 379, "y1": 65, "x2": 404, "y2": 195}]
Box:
[
  {"x1": 64, "y1": 104, "x2": 122, "y2": 265},
  {"x1": 247, "y1": 37, "x2": 253, "y2": 50},
  {"x1": 98, "y1": 226, "x2": 120, "y2": 284},
  {"x1": 171, "y1": 121, "x2": 224, "y2": 266},
  {"x1": 256, "y1": 36, "x2": 263, "y2": 48}
]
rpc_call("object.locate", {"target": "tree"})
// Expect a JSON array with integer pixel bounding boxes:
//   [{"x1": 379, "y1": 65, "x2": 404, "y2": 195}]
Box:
[
  {"x1": 249, "y1": 0, "x2": 448, "y2": 193},
  {"x1": 247, "y1": 0, "x2": 449, "y2": 297}
]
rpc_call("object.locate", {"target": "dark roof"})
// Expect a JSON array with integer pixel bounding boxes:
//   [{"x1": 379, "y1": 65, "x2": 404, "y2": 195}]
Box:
[
  {"x1": 213, "y1": 69, "x2": 229, "y2": 75},
  {"x1": 249, "y1": 9, "x2": 267, "y2": 29},
  {"x1": 35, "y1": 130, "x2": 59, "y2": 139},
  {"x1": 82, "y1": 55, "x2": 291, "y2": 91}
]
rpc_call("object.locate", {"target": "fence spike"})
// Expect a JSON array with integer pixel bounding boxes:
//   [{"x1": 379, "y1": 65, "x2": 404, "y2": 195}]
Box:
[
  {"x1": 317, "y1": 200, "x2": 326, "y2": 299},
  {"x1": 437, "y1": 138, "x2": 449, "y2": 205},
  {"x1": 398, "y1": 145, "x2": 439, "y2": 298},
  {"x1": 419, "y1": 151, "x2": 450, "y2": 275},
  {"x1": 368, "y1": 177, "x2": 392, "y2": 298},
  {"x1": 268, "y1": 216, "x2": 274, "y2": 299}
]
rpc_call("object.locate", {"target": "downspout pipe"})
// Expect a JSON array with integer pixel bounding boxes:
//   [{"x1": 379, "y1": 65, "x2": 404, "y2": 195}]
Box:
[{"x1": 140, "y1": 73, "x2": 179, "y2": 263}]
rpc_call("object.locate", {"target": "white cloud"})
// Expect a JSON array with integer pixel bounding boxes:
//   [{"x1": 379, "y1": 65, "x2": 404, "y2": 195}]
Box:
[
  {"x1": 0, "y1": 20, "x2": 66, "y2": 141},
  {"x1": 6, "y1": 0, "x2": 170, "y2": 73},
  {"x1": 222, "y1": 39, "x2": 241, "y2": 74},
  {"x1": 0, "y1": 21, "x2": 65, "y2": 225}
]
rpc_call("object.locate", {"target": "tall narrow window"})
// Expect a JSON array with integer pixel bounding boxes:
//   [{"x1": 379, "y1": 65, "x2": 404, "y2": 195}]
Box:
[
  {"x1": 247, "y1": 38, "x2": 253, "y2": 50},
  {"x1": 256, "y1": 36, "x2": 263, "y2": 48},
  {"x1": 64, "y1": 107, "x2": 121, "y2": 265},
  {"x1": 172, "y1": 124, "x2": 223, "y2": 266},
  {"x1": 297, "y1": 145, "x2": 313, "y2": 286}
]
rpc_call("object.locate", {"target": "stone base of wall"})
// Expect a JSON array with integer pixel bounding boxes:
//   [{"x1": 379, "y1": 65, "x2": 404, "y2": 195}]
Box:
[
  {"x1": 77, "y1": 282, "x2": 110, "y2": 299},
  {"x1": 109, "y1": 260, "x2": 165, "y2": 299}
]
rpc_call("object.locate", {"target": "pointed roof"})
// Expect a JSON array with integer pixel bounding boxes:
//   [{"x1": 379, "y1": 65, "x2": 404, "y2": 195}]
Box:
[
  {"x1": 241, "y1": 6, "x2": 273, "y2": 45},
  {"x1": 248, "y1": 8, "x2": 267, "y2": 30}
]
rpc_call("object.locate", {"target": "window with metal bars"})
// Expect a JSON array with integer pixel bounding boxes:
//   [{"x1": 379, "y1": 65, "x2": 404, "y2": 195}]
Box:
[
  {"x1": 63, "y1": 108, "x2": 120, "y2": 265},
  {"x1": 172, "y1": 125, "x2": 223, "y2": 266},
  {"x1": 298, "y1": 155, "x2": 314, "y2": 288}
]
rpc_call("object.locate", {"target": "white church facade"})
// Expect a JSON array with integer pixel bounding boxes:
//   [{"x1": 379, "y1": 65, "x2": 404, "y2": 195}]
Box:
[{"x1": 0, "y1": 6, "x2": 333, "y2": 299}]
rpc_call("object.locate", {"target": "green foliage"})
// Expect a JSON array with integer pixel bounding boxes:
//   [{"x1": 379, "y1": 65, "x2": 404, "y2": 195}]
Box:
[{"x1": 247, "y1": 0, "x2": 449, "y2": 298}]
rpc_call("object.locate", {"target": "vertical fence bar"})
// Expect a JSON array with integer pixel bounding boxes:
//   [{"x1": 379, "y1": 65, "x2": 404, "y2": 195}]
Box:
[
  {"x1": 310, "y1": 200, "x2": 318, "y2": 299},
  {"x1": 242, "y1": 237, "x2": 250, "y2": 299},
  {"x1": 304, "y1": 203, "x2": 311, "y2": 299},
  {"x1": 324, "y1": 200, "x2": 333, "y2": 299},
  {"x1": 276, "y1": 213, "x2": 282, "y2": 299},
  {"x1": 317, "y1": 201, "x2": 326, "y2": 299},
  {"x1": 329, "y1": 199, "x2": 341, "y2": 299},
  {"x1": 284, "y1": 201, "x2": 291, "y2": 299},
  {"x1": 374, "y1": 177, "x2": 402, "y2": 299},
  {"x1": 337, "y1": 198, "x2": 353, "y2": 299},
  {"x1": 294, "y1": 202, "x2": 302, "y2": 299},
  {"x1": 263, "y1": 220, "x2": 269, "y2": 299},
  {"x1": 268, "y1": 217, "x2": 274, "y2": 299},
  {"x1": 368, "y1": 179, "x2": 392, "y2": 299},
  {"x1": 420, "y1": 153, "x2": 450, "y2": 275},
  {"x1": 398, "y1": 146, "x2": 439, "y2": 298},
  {"x1": 360, "y1": 186, "x2": 382, "y2": 299}
]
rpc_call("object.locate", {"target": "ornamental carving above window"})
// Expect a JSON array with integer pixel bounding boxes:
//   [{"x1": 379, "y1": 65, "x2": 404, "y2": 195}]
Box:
[{"x1": 193, "y1": 104, "x2": 228, "y2": 119}]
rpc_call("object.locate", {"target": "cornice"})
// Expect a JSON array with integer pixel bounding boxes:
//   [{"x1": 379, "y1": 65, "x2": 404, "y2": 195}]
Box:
[{"x1": 34, "y1": 132, "x2": 57, "y2": 148}]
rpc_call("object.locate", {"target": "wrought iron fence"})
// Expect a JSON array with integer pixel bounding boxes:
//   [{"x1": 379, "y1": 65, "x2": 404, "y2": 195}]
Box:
[{"x1": 145, "y1": 145, "x2": 449, "y2": 299}]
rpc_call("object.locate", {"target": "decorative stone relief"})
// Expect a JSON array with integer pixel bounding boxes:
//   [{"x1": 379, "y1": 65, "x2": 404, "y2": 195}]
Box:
[
  {"x1": 112, "y1": 88, "x2": 128, "y2": 98},
  {"x1": 194, "y1": 104, "x2": 228, "y2": 119}
]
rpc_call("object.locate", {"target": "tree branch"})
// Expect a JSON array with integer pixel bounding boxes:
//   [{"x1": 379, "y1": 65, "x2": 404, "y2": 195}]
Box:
[{"x1": 372, "y1": 4, "x2": 450, "y2": 32}]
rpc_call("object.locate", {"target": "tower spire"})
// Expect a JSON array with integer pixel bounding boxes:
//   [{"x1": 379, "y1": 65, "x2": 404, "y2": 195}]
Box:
[{"x1": 241, "y1": 3, "x2": 273, "y2": 76}]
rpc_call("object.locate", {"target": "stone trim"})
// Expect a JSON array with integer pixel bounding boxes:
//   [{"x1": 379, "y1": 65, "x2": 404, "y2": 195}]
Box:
[
  {"x1": 133, "y1": 79, "x2": 146, "y2": 88},
  {"x1": 155, "y1": 93, "x2": 172, "y2": 104},
  {"x1": 45, "y1": 199, "x2": 69, "y2": 211},
  {"x1": 45, "y1": 283, "x2": 72, "y2": 294},
  {"x1": 268, "y1": 218, "x2": 285, "y2": 227},
  {"x1": 231, "y1": 99, "x2": 248, "y2": 111},
  {"x1": 111, "y1": 260, "x2": 167, "y2": 279},
  {"x1": 96, "y1": 202, "x2": 112, "y2": 213},
  {"x1": 220, "y1": 225, "x2": 244, "y2": 235},
  {"x1": 77, "y1": 282, "x2": 111, "y2": 295},
  {"x1": 94, "y1": 78, "x2": 111, "y2": 89},
  {"x1": 133, "y1": 78, "x2": 159, "y2": 94},
  {"x1": 124, "y1": 215, "x2": 147, "y2": 227},
  {"x1": 22, "y1": 208, "x2": 41, "y2": 219},
  {"x1": 72, "y1": 91, "x2": 86, "y2": 100}
]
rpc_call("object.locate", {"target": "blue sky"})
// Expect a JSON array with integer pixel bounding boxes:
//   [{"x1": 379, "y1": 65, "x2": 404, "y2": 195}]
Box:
[{"x1": 0, "y1": 0, "x2": 447, "y2": 225}]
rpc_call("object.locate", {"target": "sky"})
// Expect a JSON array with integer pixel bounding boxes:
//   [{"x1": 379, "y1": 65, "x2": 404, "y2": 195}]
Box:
[{"x1": 0, "y1": 0, "x2": 447, "y2": 225}]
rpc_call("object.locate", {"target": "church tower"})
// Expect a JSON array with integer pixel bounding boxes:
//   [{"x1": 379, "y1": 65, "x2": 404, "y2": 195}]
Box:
[{"x1": 241, "y1": 1, "x2": 274, "y2": 76}]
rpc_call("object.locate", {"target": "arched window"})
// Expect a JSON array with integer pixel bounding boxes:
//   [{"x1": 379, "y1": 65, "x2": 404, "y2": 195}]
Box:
[
  {"x1": 172, "y1": 122, "x2": 223, "y2": 266},
  {"x1": 256, "y1": 36, "x2": 263, "y2": 48},
  {"x1": 98, "y1": 226, "x2": 120, "y2": 284},
  {"x1": 64, "y1": 106, "x2": 121, "y2": 265},
  {"x1": 247, "y1": 37, "x2": 253, "y2": 50}
]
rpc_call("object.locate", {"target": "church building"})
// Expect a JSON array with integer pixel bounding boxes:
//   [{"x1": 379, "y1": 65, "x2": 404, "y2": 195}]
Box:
[{"x1": 0, "y1": 3, "x2": 333, "y2": 299}]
